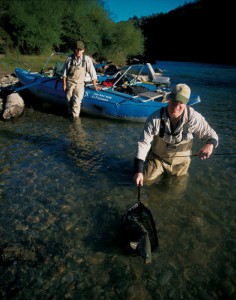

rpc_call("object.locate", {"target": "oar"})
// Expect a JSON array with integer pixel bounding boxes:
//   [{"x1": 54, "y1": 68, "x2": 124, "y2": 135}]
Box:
[{"x1": 13, "y1": 77, "x2": 60, "y2": 93}]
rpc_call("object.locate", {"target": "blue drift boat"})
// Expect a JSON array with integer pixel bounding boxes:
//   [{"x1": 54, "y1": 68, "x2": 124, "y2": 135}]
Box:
[{"x1": 15, "y1": 53, "x2": 201, "y2": 122}]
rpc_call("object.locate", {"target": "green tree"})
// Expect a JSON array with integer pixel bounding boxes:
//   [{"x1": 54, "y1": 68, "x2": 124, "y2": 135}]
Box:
[
  {"x1": 0, "y1": 0, "x2": 145, "y2": 64},
  {"x1": 2, "y1": 0, "x2": 63, "y2": 54},
  {"x1": 59, "y1": 0, "x2": 144, "y2": 64},
  {"x1": 105, "y1": 21, "x2": 144, "y2": 65}
]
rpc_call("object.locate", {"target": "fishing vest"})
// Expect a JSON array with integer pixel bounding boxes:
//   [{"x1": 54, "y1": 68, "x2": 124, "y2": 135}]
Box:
[
  {"x1": 67, "y1": 55, "x2": 87, "y2": 84},
  {"x1": 151, "y1": 107, "x2": 193, "y2": 164}
]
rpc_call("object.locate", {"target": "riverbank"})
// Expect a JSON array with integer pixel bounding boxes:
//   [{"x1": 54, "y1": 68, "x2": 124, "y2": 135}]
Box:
[
  {"x1": 0, "y1": 52, "x2": 52, "y2": 80},
  {"x1": 0, "y1": 72, "x2": 20, "y2": 116},
  {"x1": 0, "y1": 65, "x2": 13, "y2": 79},
  {"x1": 0, "y1": 73, "x2": 19, "y2": 89}
]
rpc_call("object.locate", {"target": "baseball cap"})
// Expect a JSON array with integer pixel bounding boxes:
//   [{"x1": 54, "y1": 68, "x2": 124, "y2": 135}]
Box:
[
  {"x1": 169, "y1": 83, "x2": 191, "y2": 105},
  {"x1": 75, "y1": 41, "x2": 85, "y2": 50}
]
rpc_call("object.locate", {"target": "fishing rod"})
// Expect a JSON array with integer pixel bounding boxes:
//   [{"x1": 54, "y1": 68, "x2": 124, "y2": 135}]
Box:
[
  {"x1": 165, "y1": 152, "x2": 236, "y2": 158},
  {"x1": 193, "y1": 152, "x2": 236, "y2": 156}
]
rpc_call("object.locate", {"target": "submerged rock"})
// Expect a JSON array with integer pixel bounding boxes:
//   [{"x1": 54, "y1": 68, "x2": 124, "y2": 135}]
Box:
[
  {"x1": 126, "y1": 283, "x2": 152, "y2": 300},
  {"x1": 2, "y1": 92, "x2": 25, "y2": 120}
]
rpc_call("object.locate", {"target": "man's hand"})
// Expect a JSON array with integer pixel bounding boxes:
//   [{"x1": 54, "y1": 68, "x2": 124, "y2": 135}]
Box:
[
  {"x1": 134, "y1": 172, "x2": 144, "y2": 186},
  {"x1": 198, "y1": 144, "x2": 214, "y2": 160},
  {"x1": 92, "y1": 79, "x2": 102, "y2": 91},
  {"x1": 63, "y1": 77, "x2": 67, "y2": 92},
  {"x1": 94, "y1": 85, "x2": 102, "y2": 91}
]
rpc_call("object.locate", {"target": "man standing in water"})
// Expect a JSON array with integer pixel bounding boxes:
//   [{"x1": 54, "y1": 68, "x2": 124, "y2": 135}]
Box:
[
  {"x1": 134, "y1": 83, "x2": 219, "y2": 186},
  {"x1": 63, "y1": 41, "x2": 99, "y2": 118}
]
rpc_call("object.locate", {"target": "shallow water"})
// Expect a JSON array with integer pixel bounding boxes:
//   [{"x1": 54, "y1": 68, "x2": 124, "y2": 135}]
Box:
[{"x1": 1, "y1": 61, "x2": 236, "y2": 299}]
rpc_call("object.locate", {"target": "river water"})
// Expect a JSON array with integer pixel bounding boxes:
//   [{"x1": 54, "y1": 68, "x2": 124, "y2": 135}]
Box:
[{"x1": 1, "y1": 61, "x2": 236, "y2": 299}]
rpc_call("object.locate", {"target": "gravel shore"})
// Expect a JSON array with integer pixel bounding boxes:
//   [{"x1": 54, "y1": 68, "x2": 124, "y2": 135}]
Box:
[{"x1": 0, "y1": 73, "x2": 19, "y2": 88}]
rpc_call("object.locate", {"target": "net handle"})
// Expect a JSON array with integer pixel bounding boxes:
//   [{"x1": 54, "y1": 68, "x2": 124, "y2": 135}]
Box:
[{"x1": 138, "y1": 184, "x2": 141, "y2": 202}]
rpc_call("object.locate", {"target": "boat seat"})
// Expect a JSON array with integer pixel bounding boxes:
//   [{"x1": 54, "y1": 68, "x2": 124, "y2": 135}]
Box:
[
  {"x1": 54, "y1": 62, "x2": 65, "y2": 76},
  {"x1": 139, "y1": 91, "x2": 162, "y2": 100}
]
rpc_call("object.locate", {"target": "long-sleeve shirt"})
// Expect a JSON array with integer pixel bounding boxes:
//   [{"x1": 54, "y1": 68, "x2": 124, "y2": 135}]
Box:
[{"x1": 136, "y1": 106, "x2": 219, "y2": 162}]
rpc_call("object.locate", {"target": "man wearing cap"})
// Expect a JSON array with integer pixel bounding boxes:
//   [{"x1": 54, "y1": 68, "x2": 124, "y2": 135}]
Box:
[
  {"x1": 134, "y1": 83, "x2": 219, "y2": 186},
  {"x1": 63, "y1": 41, "x2": 99, "y2": 118}
]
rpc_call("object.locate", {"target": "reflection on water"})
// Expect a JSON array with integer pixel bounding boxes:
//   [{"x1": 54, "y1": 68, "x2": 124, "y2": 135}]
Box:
[{"x1": 1, "y1": 62, "x2": 236, "y2": 299}]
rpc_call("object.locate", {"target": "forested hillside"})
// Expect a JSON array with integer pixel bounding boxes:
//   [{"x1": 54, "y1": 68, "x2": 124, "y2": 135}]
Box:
[
  {"x1": 136, "y1": 0, "x2": 235, "y2": 65},
  {"x1": 0, "y1": 0, "x2": 144, "y2": 65},
  {"x1": 0, "y1": 0, "x2": 234, "y2": 65}
]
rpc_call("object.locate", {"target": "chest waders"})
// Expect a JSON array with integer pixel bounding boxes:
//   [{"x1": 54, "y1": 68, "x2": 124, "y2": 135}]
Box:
[
  {"x1": 152, "y1": 107, "x2": 193, "y2": 164},
  {"x1": 144, "y1": 107, "x2": 193, "y2": 181},
  {"x1": 67, "y1": 55, "x2": 87, "y2": 84},
  {"x1": 66, "y1": 55, "x2": 87, "y2": 117}
]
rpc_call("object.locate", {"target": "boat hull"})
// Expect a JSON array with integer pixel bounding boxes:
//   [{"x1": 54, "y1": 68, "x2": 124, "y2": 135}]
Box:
[{"x1": 15, "y1": 67, "x2": 200, "y2": 122}]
